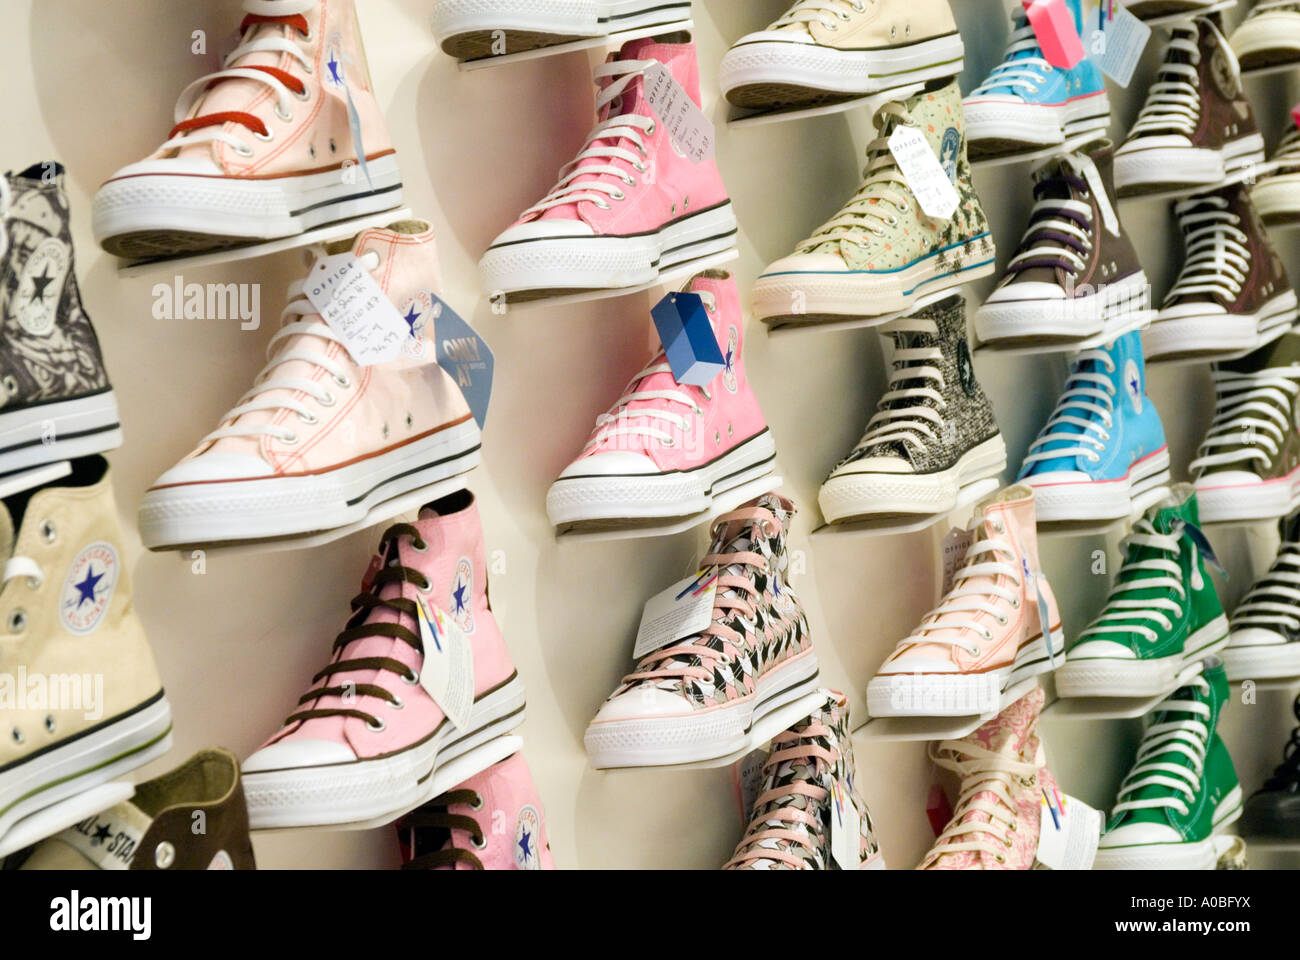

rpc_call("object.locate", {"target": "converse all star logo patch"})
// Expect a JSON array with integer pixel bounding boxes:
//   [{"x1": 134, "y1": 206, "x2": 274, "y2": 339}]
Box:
[
  {"x1": 722, "y1": 326, "x2": 739, "y2": 393},
  {"x1": 939, "y1": 127, "x2": 961, "y2": 183},
  {"x1": 957, "y1": 339, "x2": 977, "y2": 396},
  {"x1": 1124, "y1": 359, "x2": 1143, "y2": 414},
  {"x1": 60, "y1": 542, "x2": 118, "y2": 635},
  {"x1": 514, "y1": 804, "x2": 542, "y2": 869},
  {"x1": 399, "y1": 289, "x2": 435, "y2": 360},
  {"x1": 1209, "y1": 47, "x2": 1236, "y2": 100},
  {"x1": 14, "y1": 237, "x2": 68, "y2": 336},
  {"x1": 450, "y1": 557, "x2": 474, "y2": 634}
]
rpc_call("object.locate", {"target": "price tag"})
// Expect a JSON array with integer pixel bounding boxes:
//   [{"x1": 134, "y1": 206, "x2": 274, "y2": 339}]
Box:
[
  {"x1": 417, "y1": 597, "x2": 475, "y2": 731},
  {"x1": 940, "y1": 526, "x2": 976, "y2": 595},
  {"x1": 1035, "y1": 791, "x2": 1102, "y2": 869},
  {"x1": 1085, "y1": 3, "x2": 1150, "y2": 88},
  {"x1": 305, "y1": 253, "x2": 409, "y2": 366},
  {"x1": 1023, "y1": 0, "x2": 1085, "y2": 69},
  {"x1": 732, "y1": 748, "x2": 769, "y2": 826},
  {"x1": 632, "y1": 570, "x2": 718, "y2": 660},
  {"x1": 652, "y1": 291, "x2": 725, "y2": 387},
  {"x1": 643, "y1": 62, "x2": 715, "y2": 163},
  {"x1": 889, "y1": 126, "x2": 959, "y2": 220},
  {"x1": 430, "y1": 293, "x2": 495, "y2": 429},
  {"x1": 827, "y1": 775, "x2": 861, "y2": 869}
]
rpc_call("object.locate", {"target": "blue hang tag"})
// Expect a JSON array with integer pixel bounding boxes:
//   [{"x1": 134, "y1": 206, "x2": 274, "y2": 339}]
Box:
[
  {"x1": 1181, "y1": 521, "x2": 1228, "y2": 579},
  {"x1": 430, "y1": 294, "x2": 494, "y2": 429},
  {"x1": 324, "y1": 34, "x2": 373, "y2": 188},
  {"x1": 1083, "y1": 1, "x2": 1149, "y2": 88},
  {"x1": 651, "y1": 291, "x2": 725, "y2": 387}
]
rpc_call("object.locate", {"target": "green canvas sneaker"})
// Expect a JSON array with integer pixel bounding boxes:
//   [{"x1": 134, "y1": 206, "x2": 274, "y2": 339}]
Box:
[
  {"x1": 1057, "y1": 484, "x2": 1229, "y2": 698},
  {"x1": 1094, "y1": 659, "x2": 1243, "y2": 870}
]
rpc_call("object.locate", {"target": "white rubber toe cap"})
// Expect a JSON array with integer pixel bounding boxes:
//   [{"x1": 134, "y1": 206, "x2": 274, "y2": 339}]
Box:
[
  {"x1": 490, "y1": 218, "x2": 595, "y2": 246},
  {"x1": 987, "y1": 280, "x2": 1067, "y2": 303},
  {"x1": 876, "y1": 656, "x2": 959, "y2": 674},
  {"x1": 760, "y1": 252, "x2": 848, "y2": 277},
  {"x1": 832, "y1": 456, "x2": 913, "y2": 476},
  {"x1": 1228, "y1": 627, "x2": 1289, "y2": 648},
  {"x1": 103, "y1": 156, "x2": 225, "y2": 181},
  {"x1": 1067, "y1": 640, "x2": 1138, "y2": 661},
  {"x1": 1196, "y1": 470, "x2": 1264, "y2": 491},
  {"x1": 150, "y1": 452, "x2": 274, "y2": 487},
  {"x1": 557, "y1": 451, "x2": 657, "y2": 479},
  {"x1": 242, "y1": 738, "x2": 358, "y2": 773},
  {"x1": 592, "y1": 688, "x2": 693, "y2": 722},
  {"x1": 1099, "y1": 821, "x2": 1182, "y2": 848},
  {"x1": 732, "y1": 29, "x2": 815, "y2": 46}
]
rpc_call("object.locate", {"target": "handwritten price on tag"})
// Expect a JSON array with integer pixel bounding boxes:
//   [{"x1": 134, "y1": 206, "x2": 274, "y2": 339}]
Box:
[{"x1": 888, "y1": 126, "x2": 959, "y2": 221}]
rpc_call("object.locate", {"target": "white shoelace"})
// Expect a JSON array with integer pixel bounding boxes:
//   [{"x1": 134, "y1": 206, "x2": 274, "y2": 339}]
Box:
[
  {"x1": 1231, "y1": 540, "x2": 1300, "y2": 634},
  {"x1": 1022, "y1": 348, "x2": 1117, "y2": 468},
  {"x1": 161, "y1": 0, "x2": 316, "y2": 158},
  {"x1": 1190, "y1": 365, "x2": 1300, "y2": 473},
  {"x1": 521, "y1": 59, "x2": 662, "y2": 217},
  {"x1": 1164, "y1": 195, "x2": 1249, "y2": 306},
  {"x1": 770, "y1": 0, "x2": 871, "y2": 32},
  {"x1": 924, "y1": 739, "x2": 1039, "y2": 864},
  {"x1": 202, "y1": 248, "x2": 370, "y2": 446},
  {"x1": 2, "y1": 556, "x2": 45, "y2": 591},
  {"x1": 1078, "y1": 517, "x2": 1199, "y2": 644},
  {"x1": 845, "y1": 315, "x2": 947, "y2": 455},
  {"x1": 582, "y1": 290, "x2": 717, "y2": 451},
  {"x1": 1269, "y1": 124, "x2": 1300, "y2": 173},
  {"x1": 1112, "y1": 675, "x2": 1211, "y2": 819},
  {"x1": 970, "y1": 16, "x2": 1051, "y2": 99},
  {"x1": 1127, "y1": 26, "x2": 1202, "y2": 138}
]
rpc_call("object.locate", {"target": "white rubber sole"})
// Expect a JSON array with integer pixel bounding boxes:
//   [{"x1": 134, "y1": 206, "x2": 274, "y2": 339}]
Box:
[
  {"x1": 975, "y1": 271, "x2": 1150, "y2": 344},
  {"x1": 865, "y1": 627, "x2": 1064, "y2": 718},
  {"x1": 1253, "y1": 173, "x2": 1300, "y2": 225},
  {"x1": 720, "y1": 32, "x2": 964, "y2": 103},
  {"x1": 1196, "y1": 464, "x2": 1300, "y2": 524},
  {"x1": 546, "y1": 428, "x2": 776, "y2": 527},
  {"x1": 480, "y1": 201, "x2": 738, "y2": 301},
  {"x1": 1232, "y1": 20, "x2": 1300, "y2": 71},
  {"x1": 0, "y1": 390, "x2": 122, "y2": 475},
  {"x1": 1027, "y1": 446, "x2": 1171, "y2": 523},
  {"x1": 1114, "y1": 135, "x2": 1265, "y2": 195},
  {"x1": 93, "y1": 154, "x2": 405, "y2": 259},
  {"x1": 0, "y1": 692, "x2": 173, "y2": 856},
  {"x1": 433, "y1": 0, "x2": 691, "y2": 58},
  {"x1": 1144, "y1": 290, "x2": 1298, "y2": 362},
  {"x1": 139, "y1": 417, "x2": 481, "y2": 549},
  {"x1": 963, "y1": 93, "x2": 1110, "y2": 153},
  {"x1": 818, "y1": 435, "x2": 1007, "y2": 523},
  {"x1": 584, "y1": 649, "x2": 821, "y2": 768},
  {"x1": 1223, "y1": 637, "x2": 1300, "y2": 680},
  {"x1": 1093, "y1": 787, "x2": 1243, "y2": 870},
  {"x1": 1055, "y1": 615, "x2": 1230, "y2": 697},
  {"x1": 243, "y1": 674, "x2": 526, "y2": 830},
  {"x1": 752, "y1": 234, "x2": 996, "y2": 325}
]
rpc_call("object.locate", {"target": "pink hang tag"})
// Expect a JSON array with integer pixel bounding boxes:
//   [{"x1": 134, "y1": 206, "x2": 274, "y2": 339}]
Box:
[
  {"x1": 1291, "y1": 103, "x2": 1300, "y2": 131},
  {"x1": 1023, "y1": 0, "x2": 1085, "y2": 69}
]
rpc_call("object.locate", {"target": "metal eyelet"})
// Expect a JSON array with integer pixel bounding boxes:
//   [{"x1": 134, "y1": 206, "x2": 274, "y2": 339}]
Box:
[
  {"x1": 469, "y1": 793, "x2": 485, "y2": 811},
  {"x1": 417, "y1": 576, "x2": 432, "y2": 594},
  {"x1": 44, "y1": 715, "x2": 55, "y2": 734},
  {"x1": 411, "y1": 538, "x2": 429, "y2": 553},
  {"x1": 40, "y1": 520, "x2": 56, "y2": 543},
  {"x1": 3, "y1": 376, "x2": 17, "y2": 395},
  {"x1": 594, "y1": 199, "x2": 611, "y2": 210},
  {"x1": 11, "y1": 727, "x2": 23, "y2": 745},
  {"x1": 646, "y1": 121, "x2": 656, "y2": 135},
  {"x1": 280, "y1": 432, "x2": 300, "y2": 446},
  {"x1": 299, "y1": 412, "x2": 318, "y2": 425},
  {"x1": 633, "y1": 160, "x2": 646, "y2": 173},
  {"x1": 7, "y1": 609, "x2": 26, "y2": 634},
  {"x1": 389, "y1": 695, "x2": 405, "y2": 711},
  {"x1": 401, "y1": 670, "x2": 419, "y2": 686},
  {"x1": 234, "y1": 143, "x2": 255, "y2": 158},
  {"x1": 997, "y1": 614, "x2": 1008, "y2": 625},
  {"x1": 366, "y1": 717, "x2": 386, "y2": 732},
  {"x1": 275, "y1": 104, "x2": 293, "y2": 123},
  {"x1": 300, "y1": 26, "x2": 314, "y2": 42},
  {"x1": 155, "y1": 842, "x2": 176, "y2": 869},
  {"x1": 254, "y1": 129, "x2": 274, "y2": 142},
  {"x1": 1012, "y1": 597, "x2": 1021, "y2": 609},
  {"x1": 334, "y1": 374, "x2": 352, "y2": 389},
  {"x1": 471, "y1": 833, "x2": 488, "y2": 850},
  {"x1": 294, "y1": 83, "x2": 312, "y2": 100},
  {"x1": 319, "y1": 391, "x2": 336, "y2": 407},
  {"x1": 611, "y1": 189, "x2": 625, "y2": 201}
]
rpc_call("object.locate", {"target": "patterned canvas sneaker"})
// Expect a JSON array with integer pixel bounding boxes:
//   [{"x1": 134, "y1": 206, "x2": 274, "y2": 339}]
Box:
[
  {"x1": 975, "y1": 142, "x2": 1150, "y2": 347},
  {"x1": 818, "y1": 294, "x2": 1005, "y2": 524},
  {"x1": 1238, "y1": 692, "x2": 1300, "y2": 839},
  {"x1": 241, "y1": 489, "x2": 525, "y2": 829},
  {"x1": 1057, "y1": 485, "x2": 1229, "y2": 697},
  {"x1": 432, "y1": 0, "x2": 690, "y2": 61},
  {"x1": 961, "y1": 0, "x2": 1109, "y2": 162},
  {"x1": 751, "y1": 80, "x2": 994, "y2": 327},
  {"x1": 920, "y1": 686, "x2": 1068, "y2": 869},
  {"x1": 1, "y1": 164, "x2": 122, "y2": 477},
  {"x1": 1094, "y1": 659, "x2": 1243, "y2": 869},
  {"x1": 1252, "y1": 118, "x2": 1300, "y2": 225},
  {"x1": 479, "y1": 34, "x2": 736, "y2": 303},
  {"x1": 1114, "y1": 16, "x2": 1265, "y2": 197},
  {"x1": 1229, "y1": 0, "x2": 1300, "y2": 72},
  {"x1": 585, "y1": 494, "x2": 819, "y2": 768},
  {"x1": 396, "y1": 751, "x2": 555, "y2": 870},
  {"x1": 723, "y1": 691, "x2": 884, "y2": 870},
  {"x1": 866, "y1": 485, "x2": 1063, "y2": 718},
  {"x1": 1144, "y1": 184, "x2": 1296, "y2": 362},
  {"x1": 1221, "y1": 512, "x2": 1300, "y2": 679},
  {"x1": 0, "y1": 457, "x2": 173, "y2": 854},
  {"x1": 718, "y1": 0, "x2": 964, "y2": 110},
  {"x1": 1190, "y1": 332, "x2": 1300, "y2": 523},
  {"x1": 93, "y1": 0, "x2": 402, "y2": 260},
  {"x1": 17, "y1": 749, "x2": 255, "y2": 871},
  {"x1": 138, "y1": 219, "x2": 480, "y2": 550},
  {"x1": 546, "y1": 271, "x2": 774, "y2": 531},
  {"x1": 1018, "y1": 332, "x2": 1171, "y2": 523}
]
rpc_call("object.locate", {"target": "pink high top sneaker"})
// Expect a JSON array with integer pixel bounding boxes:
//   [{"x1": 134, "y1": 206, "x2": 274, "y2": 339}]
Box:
[
  {"x1": 866, "y1": 485, "x2": 1063, "y2": 718},
  {"x1": 546, "y1": 270, "x2": 775, "y2": 530},
  {"x1": 478, "y1": 34, "x2": 738, "y2": 303},
  {"x1": 585, "y1": 494, "x2": 820, "y2": 768},
  {"x1": 920, "y1": 686, "x2": 1060, "y2": 870},
  {"x1": 241, "y1": 489, "x2": 525, "y2": 829},
  {"x1": 93, "y1": 0, "x2": 402, "y2": 259},
  {"x1": 138, "y1": 219, "x2": 480, "y2": 549},
  {"x1": 396, "y1": 751, "x2": 556, "y2": 870}
]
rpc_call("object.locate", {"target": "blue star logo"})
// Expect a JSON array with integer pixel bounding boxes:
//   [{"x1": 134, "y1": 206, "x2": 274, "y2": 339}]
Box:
[
  {"x1": 74, "y1": 567, "x2": 104, "y2": 608},
  {"x1": 327, "y1": 54, "x2": 342, "y2": 85},
  {"x1": 518, "y1": 829, "x2": 533, "y2": 859},
  {"x1": 403, "y1": 305, "x2": 420, "y2": 337},
  {"x1": 452, "y1": 579, "x2": 468, "y2": 617},
  {"x1": 724, "y1": 345, "x2": 735, "y2": 374},
  {"x1": 1129, "y1": 374, "x2": 1139, "y2": 397}
]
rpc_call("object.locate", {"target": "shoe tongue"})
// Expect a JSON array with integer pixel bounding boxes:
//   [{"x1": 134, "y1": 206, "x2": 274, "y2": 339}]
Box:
[
  {"x1": 1032, "y1": 159, "x2": 1074, "y2": 201},
  {"x1": 24, "y1": 800, "x2": 154, "y2": 871}
]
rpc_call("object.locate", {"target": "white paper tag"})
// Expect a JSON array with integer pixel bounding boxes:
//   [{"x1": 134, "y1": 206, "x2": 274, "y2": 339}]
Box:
[
  {"x1": 304, "y1": 253, "x2": 409, "y2": 366},
  {"x1": 828, "y1": 775, "x2": 861, "y2": 869},
  {"x1": 1078, "y1": 155, "x2": 1120, "y2": 236},
  {"x1": 632, "y1": 570, "x2": 718, "y2": 660},
  {"x1": 1085, "y1": 5, "x2": 1150, "y2": 88},
  {"x1": 733, "y1": 748, "x2": 768, "y2": 826},
  {"x1": 889, "y1": 126, "x2": 959, "y2": 221},
  {"x1": 642, "y1": 62, "x2": 715, "y2": 163},
  {"x1": 417, "y1": 597, "x2": 475, "y2": 731},
  {"x1": 940, "y1": 526, "x2": 976, "y2": 595},
  {"x1": 1035, "y1": 791, "x2": 1102, "y2": 870}
]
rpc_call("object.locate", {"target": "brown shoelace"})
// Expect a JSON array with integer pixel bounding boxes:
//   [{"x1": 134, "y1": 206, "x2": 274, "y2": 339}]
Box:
[{"x1": 399, "y1": 789, "x2": 485, "y2": 870}]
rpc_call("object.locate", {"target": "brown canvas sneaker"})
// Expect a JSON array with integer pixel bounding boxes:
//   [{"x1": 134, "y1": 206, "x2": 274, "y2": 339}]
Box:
[
  {"x1": 975, "y1": 140, "x2": 1149, "y2": 347},
  {"x1": 1191, "y1": 332, "x2": 1300, "y2": 522},
  {"x1": 1145, "y1": 183, "x2": 1297, "y2": 362},
  {"x1": 1251, "y1": 117, "x2": 1300, "y2": 226},
  {"x1": 1115, "y1": 16, "x2": 1265, "y2": 197}
]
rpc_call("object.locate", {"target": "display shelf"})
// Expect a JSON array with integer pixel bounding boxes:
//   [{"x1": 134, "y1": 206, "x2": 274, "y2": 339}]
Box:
[
  {"x1": 973, "y1": 309, "x2": 1156, "y2": 357},
  {"x1": 555, "y1": 472, "x2": 781, "y2": 543},
  {"x1": 763, "y1": 285, "x2": 967, "y2": 337},
  {"x1": 1240, "y1": 59, "x2": 1300, "y2": 79},
  {"x1": 454, "y1": 19, "x2": 695, "y2": 72},
  {"x1": 115, "y1": 208, "x2": 415, "y2": 279},
  {"x1": 811, "y1": 477, "x2": 999, "y2": 539},
  {"x1": 1044, "y1": 661, "x2": 1206, "y2": 719},
  {"x1": 1036, "y1": 483, "x2": 1171, "y2": 540},
  {"x1": 970, "y1": 130, "x2": 1107, "y2": 171},
  {"x1": 1241, "y1": 675, "x2": 1300, "y2": 691},
  {"x1": 1139, "y1": 0, "x2": 1237, "y2": 26},
  {"x1": 853, "y1": 677, "x2": 1040, "y2": 742},
  {"x1": 726, "y1": 81, "x2": 927, "y2": 128},
  {"x1": 0, "y1": 781, "x2": 134, "y2": 859},
  {"x1": 0, "y1": 461, "x2": 71, "y2": 500}
]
